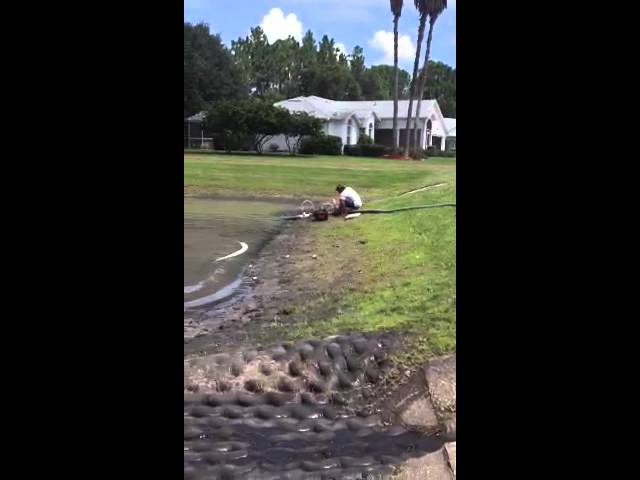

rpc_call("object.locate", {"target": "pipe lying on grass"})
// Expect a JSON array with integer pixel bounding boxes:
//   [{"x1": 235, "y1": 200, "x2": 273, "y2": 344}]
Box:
[
  {"x1": 358, "y1": 203, "x2": 456, "y2": 214},
  {"x1": 280, "y1": 203, "x2": 456, "y2": 220}
]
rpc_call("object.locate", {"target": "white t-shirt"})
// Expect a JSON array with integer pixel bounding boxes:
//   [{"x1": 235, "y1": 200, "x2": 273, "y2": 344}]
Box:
[{"x1": 340, "y1": 187, "x2": 362, "y2": 208}]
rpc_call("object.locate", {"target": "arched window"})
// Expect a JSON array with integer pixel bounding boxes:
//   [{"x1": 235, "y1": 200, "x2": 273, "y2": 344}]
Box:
[{"x1": 347, "y1": 119, "x2": 353, "y2": 145}]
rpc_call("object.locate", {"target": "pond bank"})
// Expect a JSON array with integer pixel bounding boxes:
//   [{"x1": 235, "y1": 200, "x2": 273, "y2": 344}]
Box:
[
  {"x1": 183, "y1": 214, "x2": 457, "y2": 477},
  {"x1": 183, "y1": 205, "x2": 451, "y2": 416},
  {"x1": 184, "y1": 160, "x2": 456, "y2": 393},
  {"x1": 183, "y1": 218, "x2": 358, "y2": 355},
  {"x1": 183, "y1": 154, "x2": 456, "y2": 477}
]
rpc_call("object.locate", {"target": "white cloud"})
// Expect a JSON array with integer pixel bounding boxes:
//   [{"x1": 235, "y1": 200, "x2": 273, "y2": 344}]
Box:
[
  {"x1": 260, "y1": 8, "x2": 303, "y2": 43},
  {"x1": 335, "y1": 42, "x2": 347, "y2": 57},
  {"x1": 369, "y1": 30, "x2": 415, "y2": 66}
]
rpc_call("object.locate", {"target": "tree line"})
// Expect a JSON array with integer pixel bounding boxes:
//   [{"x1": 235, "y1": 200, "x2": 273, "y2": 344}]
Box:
[
  {"x1": 185, "y1": 1, "x2": 453, "y2": 157},
  {"x1": 184, "y1": 21, "x2": 455, "y2": 120}
]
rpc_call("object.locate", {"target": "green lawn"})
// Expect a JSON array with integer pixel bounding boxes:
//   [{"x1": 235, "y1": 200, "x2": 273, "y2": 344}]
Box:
[
  {"x1": 184, "y1": 152, "x2": 456, "y2": 366},
  {"x1": 280, "y1": 178, "x2": 456, "y2": 365},
  {"x1": 184, "y1": 152, "x2": 455, "y2": 201}
]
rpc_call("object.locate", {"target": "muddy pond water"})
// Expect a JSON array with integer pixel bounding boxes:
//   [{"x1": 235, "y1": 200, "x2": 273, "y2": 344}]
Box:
[{"x1": 184, "y1": 198, "x2": 294, "y2": 319}]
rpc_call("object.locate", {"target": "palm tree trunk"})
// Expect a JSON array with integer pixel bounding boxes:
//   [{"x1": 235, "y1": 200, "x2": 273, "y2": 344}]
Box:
[
  {"x1": 403, "y1": 13, "x2": 427, "y2": 156},
  {"x1": 413, "y1": 18, "x2": 435, "y2": 150},
  {"x1": 392, "y1": 15, "x2": 400, "y2": 150}
]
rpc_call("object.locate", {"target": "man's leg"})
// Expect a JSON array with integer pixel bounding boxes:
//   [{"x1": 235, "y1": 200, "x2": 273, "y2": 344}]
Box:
[
  {"x1": 343, "y1": 198, "x2": 356, "y2": 214},
  {"x1": 339, "y1": 198, "x2": 347, "y2": 215}
]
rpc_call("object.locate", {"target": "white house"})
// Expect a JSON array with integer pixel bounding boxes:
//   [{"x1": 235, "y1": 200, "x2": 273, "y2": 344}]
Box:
[
  {"x1": 443, "y1": 117, "x2": 456, "y2": 150},
  {"x1": 272, "y1": 95, "x2": 454, "y2": 152}
]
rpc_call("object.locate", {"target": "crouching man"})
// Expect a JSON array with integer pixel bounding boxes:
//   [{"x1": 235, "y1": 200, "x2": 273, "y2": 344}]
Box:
[{"x1": 334, "y1": 184, "x2": 363, "y2": 216}]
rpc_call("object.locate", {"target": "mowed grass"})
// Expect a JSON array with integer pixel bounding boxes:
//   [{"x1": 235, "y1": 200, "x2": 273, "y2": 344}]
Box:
[
  {"x1": 184, "y1": 152, "x2": 455, "y2": 200},
  {"x1": 184, "y1": 152, "x2": 456, "y2": 365},
  {"x1": 281, "y1": 179, "x2": 456, "y2": 365}
]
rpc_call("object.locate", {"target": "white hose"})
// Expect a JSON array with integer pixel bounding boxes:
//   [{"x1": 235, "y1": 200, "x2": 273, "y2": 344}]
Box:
[{"x1": 213, "y1": 241, "x2": 248, "y2": 262}]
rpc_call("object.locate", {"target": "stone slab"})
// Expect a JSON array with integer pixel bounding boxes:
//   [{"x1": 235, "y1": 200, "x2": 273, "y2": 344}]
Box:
[
  {"x1": 445, "y1": 442, "x2": 456, "y2": 476},
  {"x1": 424, "y1": 355, "x2": 456, "y2": 420},
  {"x1": 393, "y1": 448, "x2": 453, "y2": 480}
]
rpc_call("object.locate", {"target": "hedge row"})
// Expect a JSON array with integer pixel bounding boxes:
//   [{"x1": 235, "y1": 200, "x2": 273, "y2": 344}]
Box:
[
  {"x1": 344, "y1": 144, "x2": 391, "y2": 157},
  {"x1": 299, "y1": 135, "x2": 343, "y2": 155}
]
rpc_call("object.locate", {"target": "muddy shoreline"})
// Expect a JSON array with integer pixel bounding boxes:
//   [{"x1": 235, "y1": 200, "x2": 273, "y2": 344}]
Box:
[
  {"x1": 185, "y1": 217, "x2": 420, "y2": 417},
  {"x1": 183, "y1": 206, "x2": 457, "y2": 478},
  {"x1": 184, "y1": 219, "x2": 341, "y2": 356}
]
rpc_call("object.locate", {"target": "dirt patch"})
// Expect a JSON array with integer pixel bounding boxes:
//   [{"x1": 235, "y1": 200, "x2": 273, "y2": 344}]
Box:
[{"x1": 184, "y1": 219, "x2": 363, "y2": 357}]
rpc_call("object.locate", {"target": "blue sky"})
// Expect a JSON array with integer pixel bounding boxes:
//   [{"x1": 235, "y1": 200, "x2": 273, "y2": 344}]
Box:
[{"x1": 184, "y1": 0, "x2": 456, "y2": 69}]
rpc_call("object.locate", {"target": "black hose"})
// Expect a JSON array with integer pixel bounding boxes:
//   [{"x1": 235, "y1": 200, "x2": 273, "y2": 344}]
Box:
[
  {"x1": 358, "y1": 203, "x2": 456, "y2": 214},
  {"x1": 279, "y1": 202, "x2": 456, "y2": 220}
]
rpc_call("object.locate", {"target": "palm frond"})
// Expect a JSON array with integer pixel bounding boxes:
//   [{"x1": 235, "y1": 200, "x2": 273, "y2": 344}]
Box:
[
  {"x1": 390, "y1": 0, "x2": 404, "y2": 17},
  {"x1": 425, "y1": 0, "x2": 447, "y2": 17}
]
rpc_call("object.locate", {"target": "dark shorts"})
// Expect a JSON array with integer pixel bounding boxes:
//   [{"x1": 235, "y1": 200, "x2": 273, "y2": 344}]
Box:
[{"x1": 344, "y1": 197, "x2": 359, "y2": 210}]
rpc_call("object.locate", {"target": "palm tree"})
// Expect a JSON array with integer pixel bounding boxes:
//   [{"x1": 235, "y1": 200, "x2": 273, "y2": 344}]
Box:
[
  {"x1": 390, "y1": 0, "x2": 404, "y2": 151},
  {"x1": 413, "y1": 0, "x2": 447, "y2": 150},
  {"x1": 403, "y1": 1, "x2": 428, "y2": 156}
]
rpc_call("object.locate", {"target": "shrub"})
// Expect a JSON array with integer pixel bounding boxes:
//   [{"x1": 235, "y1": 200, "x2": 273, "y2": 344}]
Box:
[
  {"x1": 438, "y1": 150, "x2": 456, "y2": 158},
  {"x1": 212, "y1": 132, "x2": 253, "y2": 152},
  {"x1": 357, "y1": 134, "x2": 373, "y2": 145},
  {"x1": 268, "y1": 143, "x2": 279, "y2": 152},
  {"x1": 345, "y1": 143, "x2": 389, "y2": 157},
  {"x1": 410, "y1": 146, "x2": 456, "y2": 159},
  {"x1": 426, "y1": 146, "x2": 440, "y2": 156},
  {"x1": 343, "y1": 145, "x2": 361, "y2": 156},
  {"x1": 299, "y1": 135, "x2": 342, "y2": 155},
  {"x1": 283, "y1": 112, "x2": 323, "y2": 154},
  {"x1": 409, "y1": 149, "x2": 427, "y2": 160},
  {"x1": 360, "y1": 144, "x2": 389, "y2": 157},
  {"x1": 205, "y1": 99, "x2": 291, "y2": 153}
]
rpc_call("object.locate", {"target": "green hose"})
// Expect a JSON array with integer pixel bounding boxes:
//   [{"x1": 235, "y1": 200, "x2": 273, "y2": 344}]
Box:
[
  {"x1": 358, "y1": 203, "x2": 456, "y2": 214},
  {"x1": 280, "y1": 202, "x2": 456, "y2": 220}
]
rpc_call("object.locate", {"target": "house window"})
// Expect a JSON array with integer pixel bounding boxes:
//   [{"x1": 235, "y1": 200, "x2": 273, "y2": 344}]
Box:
[
  {"x1": 368, "y1": 123, "x2": 373, "y2": 139},
  {"x1": 347, "y1": 119, "x2": 353, "y2": 145}
]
